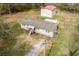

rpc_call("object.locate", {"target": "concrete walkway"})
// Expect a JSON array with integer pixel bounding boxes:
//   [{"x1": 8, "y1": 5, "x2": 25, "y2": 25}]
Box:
[{"x1": 25, "y1": 39, "x2": 46, "y2": 56}]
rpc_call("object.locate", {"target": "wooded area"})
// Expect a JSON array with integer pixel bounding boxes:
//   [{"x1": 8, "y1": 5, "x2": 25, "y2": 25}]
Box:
[{"x1": 0, "y1": 3, "x2": 79, "y2": 15}]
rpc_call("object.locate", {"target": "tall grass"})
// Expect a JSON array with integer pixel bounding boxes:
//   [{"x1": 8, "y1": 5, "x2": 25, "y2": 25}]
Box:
[{"x1": 46, "y1": 11, "x2": 79, "y2": 56}]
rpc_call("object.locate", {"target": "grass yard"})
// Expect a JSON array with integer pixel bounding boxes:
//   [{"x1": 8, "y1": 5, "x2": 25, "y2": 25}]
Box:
[
  {"x1": 46, "y1": 11, "x2": 79, "y2": 56},
  {"x1": 9, "y1": 23, "x2": 33, "y2": 56},
  {"x1": 0, "y1": 19, "x2": 32, "y2": 55},
  {"x1": 1, "y1": 9, "x2": 79, "y2": 56}
]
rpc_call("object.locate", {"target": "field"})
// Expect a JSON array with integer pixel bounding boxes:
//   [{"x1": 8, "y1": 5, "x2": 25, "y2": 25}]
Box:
[{"x1": 0, "y1": 9, "x2": 79, "y2": 56}]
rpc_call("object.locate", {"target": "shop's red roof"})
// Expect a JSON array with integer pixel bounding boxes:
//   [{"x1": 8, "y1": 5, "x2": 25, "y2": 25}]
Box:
[{"x1": 44, "y1": 5, "x2": 56, "y2": 11}]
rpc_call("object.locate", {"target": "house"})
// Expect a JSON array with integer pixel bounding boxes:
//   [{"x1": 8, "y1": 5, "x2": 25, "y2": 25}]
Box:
[
  {"x1": 21, "y1": 19, "x2": 58, "y2": 37},
  {"x1": 41, "y1": 5, "x2": 57, "y2": 18}
]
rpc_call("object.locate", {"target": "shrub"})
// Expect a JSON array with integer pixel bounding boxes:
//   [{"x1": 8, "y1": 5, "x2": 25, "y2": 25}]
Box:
[
  {"x1": 0, "y1": 3, "x2": 41, "y2": 14},
  {"x1": 57, "y1": 4, "x2": 79, "y2": 13}
]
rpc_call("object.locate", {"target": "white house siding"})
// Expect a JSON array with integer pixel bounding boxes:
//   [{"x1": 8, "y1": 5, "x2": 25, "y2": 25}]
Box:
[
  {"x1": 41, "y1": 9, "x2": 52, "y2": 18},
  {"x1": 21, "y1": 24, "x2": 34, "y2": 30},
  {"x1": 21, "y1": 24, "x2": 54, "y2": 37},
  {"x1": 35, "y1": 29, "x2": 54, "y2": 37},
  {"x1": 28, "y1": 25, "x2": 34, "y2": 29}
]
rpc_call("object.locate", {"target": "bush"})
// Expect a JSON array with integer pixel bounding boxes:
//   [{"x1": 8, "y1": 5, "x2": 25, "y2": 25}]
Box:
[
  {"x1": 0, "y1": 3, "x2": 41, "y2": 14},
  {"x1": 10, "y1": 23, "x2": 23, "y2": 36},
  {"x1": 57, "y1": 4, "x2": 79, "y2": 13},
  {"x1": 0, "y1": 4, "x2": 9, "y2": 14}
]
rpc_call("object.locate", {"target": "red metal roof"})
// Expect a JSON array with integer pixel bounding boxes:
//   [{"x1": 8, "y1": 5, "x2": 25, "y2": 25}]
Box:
[{"x1": 44, "y1": 5, "x2": 56, "y2": 11}]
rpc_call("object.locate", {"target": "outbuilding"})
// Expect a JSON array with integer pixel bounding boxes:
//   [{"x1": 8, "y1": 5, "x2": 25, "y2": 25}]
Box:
[{"x1": 41, "y1": 5, "x2": 57, "y2": 18}]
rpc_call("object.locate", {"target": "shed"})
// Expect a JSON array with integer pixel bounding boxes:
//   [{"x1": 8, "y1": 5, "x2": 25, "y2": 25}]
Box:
[{"x1": 41, "y1": 5, "x2": 57, "y2": 18}]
